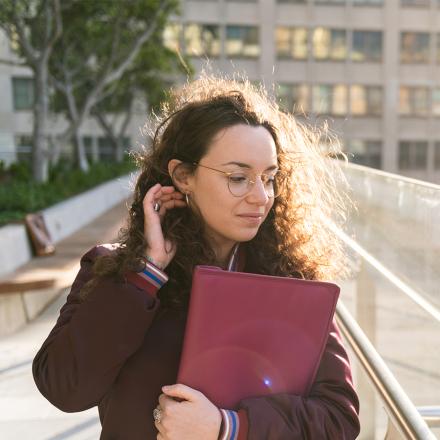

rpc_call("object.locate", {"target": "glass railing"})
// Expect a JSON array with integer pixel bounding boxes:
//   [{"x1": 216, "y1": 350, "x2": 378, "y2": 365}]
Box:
[{"x1": 331, "y1": 162, "x2": 440, "y2": 438}]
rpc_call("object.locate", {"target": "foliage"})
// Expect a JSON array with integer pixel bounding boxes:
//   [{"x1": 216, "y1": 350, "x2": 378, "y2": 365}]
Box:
[{"x1": 0, "y1": 156, "x2": 136, "y2": 226}]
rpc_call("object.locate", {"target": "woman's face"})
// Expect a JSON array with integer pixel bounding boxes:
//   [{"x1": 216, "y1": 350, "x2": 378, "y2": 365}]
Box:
[{"x1": 186, "y1": 124, "x2": 277, "y2": 253}]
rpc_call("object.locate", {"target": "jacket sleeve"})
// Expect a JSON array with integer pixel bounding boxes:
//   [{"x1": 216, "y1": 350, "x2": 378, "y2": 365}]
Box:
[
  {"x1": 230, "y1": 319, "x2": 360, "y2": 440},
  {"x1": 32, "y1": 244, "x2": 163, "y2": 413}
]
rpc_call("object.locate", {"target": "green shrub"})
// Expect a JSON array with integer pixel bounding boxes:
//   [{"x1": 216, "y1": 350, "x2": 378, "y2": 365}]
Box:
[{"x1": 0, "y1": 158, "x2": 136, "y2": 227}]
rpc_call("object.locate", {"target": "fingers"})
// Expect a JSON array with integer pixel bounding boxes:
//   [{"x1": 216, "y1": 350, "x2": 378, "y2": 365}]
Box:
[
  {"x1": 143, "y1": 184, "x2": 186, "y2": 218},
  {"x1": 157, "y1": 198, "x2": 187, "y2": 217}
]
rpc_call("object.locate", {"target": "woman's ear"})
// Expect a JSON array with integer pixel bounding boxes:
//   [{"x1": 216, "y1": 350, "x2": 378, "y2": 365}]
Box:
[{"x1": 168, "y1": 159, "x2": 194, "y2": 194}]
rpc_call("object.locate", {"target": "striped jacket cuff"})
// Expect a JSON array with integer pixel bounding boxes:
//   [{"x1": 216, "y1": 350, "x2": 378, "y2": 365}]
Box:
[
  {"x1": 218, "y1": 409, "x2": 248, "y2": 440},
  {"x1": 125, "y1": 261, "x2": 168, "y2": 296}
]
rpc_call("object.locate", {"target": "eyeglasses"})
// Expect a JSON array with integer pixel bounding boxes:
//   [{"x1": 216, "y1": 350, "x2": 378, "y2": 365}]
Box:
[{"x1": 193, "y1": 162, "x2": 284, "y2": 198}]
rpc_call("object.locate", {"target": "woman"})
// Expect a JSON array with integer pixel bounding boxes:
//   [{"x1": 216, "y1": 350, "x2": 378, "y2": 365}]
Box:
[{"x1": 32, "y1": 74, "x2": 360, "y2": 439}]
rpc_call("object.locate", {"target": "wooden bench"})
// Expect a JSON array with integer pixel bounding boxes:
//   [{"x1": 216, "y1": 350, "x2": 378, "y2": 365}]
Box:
[{"x1": 0, "y1": 201, "x2": 128, "y2": 296}]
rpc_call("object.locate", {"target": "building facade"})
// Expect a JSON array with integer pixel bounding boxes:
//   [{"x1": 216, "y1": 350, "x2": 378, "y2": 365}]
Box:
[
  {"x1": 164, "y1": 0, "x2": 440, "y2": 184},
  {"x1": 0, "y1": 31, "x2": 147, "y2": 167}
]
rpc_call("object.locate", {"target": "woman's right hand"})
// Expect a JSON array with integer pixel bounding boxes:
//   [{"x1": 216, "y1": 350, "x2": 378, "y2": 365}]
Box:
[{"x1": 142, "y1": 183, "x2": 187, "y2": 270}]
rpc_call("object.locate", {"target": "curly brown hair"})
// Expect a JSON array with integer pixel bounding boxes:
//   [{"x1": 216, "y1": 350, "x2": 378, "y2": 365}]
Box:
[{"x1": 81, "y1": 73, "x2": 356, "y2": 310}]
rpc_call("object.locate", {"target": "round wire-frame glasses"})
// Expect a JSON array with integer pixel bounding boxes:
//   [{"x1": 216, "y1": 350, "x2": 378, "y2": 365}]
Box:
[{"x1": 193, "y1": 162, "x2": 284, "y2": 198}]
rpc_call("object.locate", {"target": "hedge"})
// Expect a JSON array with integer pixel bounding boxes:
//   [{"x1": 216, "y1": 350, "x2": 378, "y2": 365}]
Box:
[{"x1": 0, "y1": 158, "x2": 137, "y2": 226}]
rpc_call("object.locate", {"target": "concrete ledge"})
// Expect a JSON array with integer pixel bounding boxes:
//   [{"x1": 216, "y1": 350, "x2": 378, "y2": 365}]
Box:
[
  {"x1": 44, "y1": 174, "x2": 133, "y2": 243},
  {"x1": 0, "y1": 225, "x2": 33, "y2": 277},
  {"x1": 0, "y1": 173, "x2": 133, "y2": 278},
  {"x1": 0, "y1": 174, "x2": 134, "y2": 337}
]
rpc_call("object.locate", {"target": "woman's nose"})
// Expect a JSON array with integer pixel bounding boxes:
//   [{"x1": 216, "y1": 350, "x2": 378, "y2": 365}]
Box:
[{"x1": 246, "y1": 176, "x2": 269, "y2": 204}]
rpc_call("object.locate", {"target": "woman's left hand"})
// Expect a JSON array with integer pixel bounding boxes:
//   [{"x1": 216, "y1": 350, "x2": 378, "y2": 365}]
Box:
[{"x1": 155, "y1": 384, "x2": 222, "y2": 440}]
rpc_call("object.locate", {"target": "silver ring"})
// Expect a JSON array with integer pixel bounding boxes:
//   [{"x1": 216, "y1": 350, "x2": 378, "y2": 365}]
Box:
[
  {"x1": 153, "y1": 407, "x2": 162, "y2": 423},
  {"x1": 153, "y1": 202, "x2": 161, "y2": 212}
]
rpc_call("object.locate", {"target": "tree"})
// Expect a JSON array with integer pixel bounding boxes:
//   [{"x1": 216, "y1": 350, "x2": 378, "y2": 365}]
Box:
[
  {"x1": 50, "y1": 0, "x2": 180, "y2": 172},
  {"x1": 91, "y1": 35, "x2": 191, "y2": 163},
  {"x1": 0, "y1": 0, "x2": 62, "y2": 182}
]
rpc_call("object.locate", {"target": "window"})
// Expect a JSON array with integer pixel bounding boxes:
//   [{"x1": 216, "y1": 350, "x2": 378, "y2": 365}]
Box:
[
  {"x1": 434, "y1": 142, "x2": 440, "y2": 169},
  {"x1": 312, "y1": 84, "x2": 348, "y2": 115},
  {"x1": 315, "y1": 0, "x2": 345, "y2": 4},
  {"x1": 352, "y1": 31, "x2": 382, "y2": 62},
  {"x1": 400, "y1": 32, "x2": 430, "y2": 63},
  {"x1": 226, "y1": 26, "x2": 260, "y2": 58},
  {"x1": 12, "y1": 77, "x2": 34, "y2": 111},
  {"x1": 184, "y1": 24, "x2": 220, "y2": 57},
  {"x1": 350, "y1": 85, "x2": 382, "y2": 115},
  {"x1": 399, "y1": 86, "x2": 429, "y2": 116},
  {"x1": 398, "y1": 141, "x2": 428, "y2": 170},
  {"x1": 347, "y1": 140, "x2": 382, "y2": 168},
  {"x1": 401, "y1": 0, "x2": 430, "y2": 6},
  {"x1": 277, "y1": 0, "x2": 306, "y2": 3},
  {"x1": 277, "y1": 83, "x2": 309, "y2": 114},
  {"x1": 353, "y1": 0, "x2": 383, "y2": 4},
  {"x1": 313, "y1": 28, "x2": 347, "y2": 61},
  {"x1": 433, "y1": 88, "x2": 440, "y2": 116},
  {"x1": 437, "y1": 33, "x2": 440, "y2": 63},
  {"x1": 14, "y1": 134, "x2": 33, "y2": 163},
  {"x1": 98, "y1": 136, "x2": 115, "y2": 162},
  {"x1": 83, "y1": 136, "x2": 93, "y2": 159},
  {"x1": 163, "y1": 23, "x2": 183, "y2": 53},
  {"x1": 275, "y1": 27, "x2": 308, "y2": 59}
]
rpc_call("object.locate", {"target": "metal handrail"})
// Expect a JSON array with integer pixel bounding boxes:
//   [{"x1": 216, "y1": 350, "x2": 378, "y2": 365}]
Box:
[
  {"x1": 416, "y1": 407, "x2": 440, "y2": 429},
  {"x1": 336, "y1": 301, "x2": 436, "y2": 440},
  {"x1": 328, "y1": 221, "x2": 440, "y2": 323}
]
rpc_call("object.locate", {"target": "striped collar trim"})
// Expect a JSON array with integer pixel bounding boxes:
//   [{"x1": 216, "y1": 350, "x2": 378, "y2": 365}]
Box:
[{"x1": 226, "y1": 243, "x2": 241, "y2": 272}]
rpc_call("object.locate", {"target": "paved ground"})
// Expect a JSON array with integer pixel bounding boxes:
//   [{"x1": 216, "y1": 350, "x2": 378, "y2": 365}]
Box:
[{"x1": 0, "y1": 201, "x2": 129, "y2": 440}]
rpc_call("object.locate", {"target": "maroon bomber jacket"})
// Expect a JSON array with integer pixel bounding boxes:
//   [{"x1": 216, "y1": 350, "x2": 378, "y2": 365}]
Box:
[{"x1": 32, "y1": 243, "x2": 360, "y2": 439}]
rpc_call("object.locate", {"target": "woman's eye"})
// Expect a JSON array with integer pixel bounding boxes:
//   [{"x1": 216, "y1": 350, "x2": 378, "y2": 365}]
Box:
[{"x1": 230, "y1": 175, "x2": 248, "y2": 183}]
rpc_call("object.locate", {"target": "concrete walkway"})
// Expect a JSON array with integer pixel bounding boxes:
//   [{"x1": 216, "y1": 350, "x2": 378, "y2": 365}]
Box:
[{"x1": 0, "y1": 201, "x2": 129, "y2": 440}]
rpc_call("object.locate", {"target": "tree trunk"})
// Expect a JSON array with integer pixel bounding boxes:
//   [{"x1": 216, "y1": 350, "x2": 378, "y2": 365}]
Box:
[
  {"x1": 32, "y1": 64, "x2": 49, "y2": 182},
  {"x1": 73, "y1": 129, "x2": 89, "y2": 172}
]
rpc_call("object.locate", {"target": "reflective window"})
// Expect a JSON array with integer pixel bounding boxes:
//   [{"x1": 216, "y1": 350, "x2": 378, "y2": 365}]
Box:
[
  {"x1": 434, "y1": 142, "x2": 440, "y2": 169},
  {"x1": 399, "y1": 86, "x2": 429, "y2": 116},
  {"x1": 226, "y1": 25, "x2": 260, "y2": 58},
  {"x1": 437, "y1": 33, "x2": 440, "y2": 63},
  {"x1": 347, "y1": 140, "x2": 382, "y2": 168},
  {"x1": 353, "y1": 0, "x2": 383, "y2": 4},
  {"x1": 400, "y1": 32, "x2": 430, "y2": 63},
  {"x1": 352, "y1": 31, "x2": 382, "y2": 62},
  {"x1": 312, "y1": 84, "x2": 348, "y2": 115},
  {"x1": 14, "y1": 134, "x2": 33, "y2": 163},
  {"x1": 433, "y1": 88, "x2": 440, "y2": 116},
  {"x1": 313, "y1": 28, "x2": 347, "y2": 60},
  {"x1": 350, "y1": 85, "x2": 382, "y2": 115},
  {"x1": 277, "y1": 83, "x2": 309, "y2": 113},
  {"x1": 315, "y1": 0, "x2": 345, "y2": 4},
  {"x1": 398, "y1": 141, "x2": 428, "y2": 170},
  {"x1": 401, "y1": 0, "x2": 430, "y2": 6},
  {"x1": 184, "y1": 24, "x2": 220, "y2": 57},
  {"x1": 12, "y1": 77, "x2": 34, "y2": 111},
  {"x1": 275, "y1": 27, "x2": 308, "y2": 59}
]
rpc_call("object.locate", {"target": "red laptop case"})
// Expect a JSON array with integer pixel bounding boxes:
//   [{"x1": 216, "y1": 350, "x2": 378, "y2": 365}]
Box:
[{"x1": 177, "y1": 266, "x2": 340, "y2": 409}]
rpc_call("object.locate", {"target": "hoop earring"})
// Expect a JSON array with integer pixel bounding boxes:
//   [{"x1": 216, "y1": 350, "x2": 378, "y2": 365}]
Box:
[{"x1": 185, "y1": 193, "x2": 190, "y2": 205}]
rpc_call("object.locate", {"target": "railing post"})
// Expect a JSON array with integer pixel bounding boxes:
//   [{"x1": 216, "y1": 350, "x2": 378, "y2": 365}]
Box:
[{"x1": 357, "y1": 258, "x2": 377, "y2": 439}]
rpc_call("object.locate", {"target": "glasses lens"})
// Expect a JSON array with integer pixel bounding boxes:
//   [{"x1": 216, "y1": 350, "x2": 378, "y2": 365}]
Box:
[
  {"x1": 228, "y1": 173, "x2": 250, "y2": 197},
  {"x1": 228, "y1": 172, "x2": 284, "y2": 198}
]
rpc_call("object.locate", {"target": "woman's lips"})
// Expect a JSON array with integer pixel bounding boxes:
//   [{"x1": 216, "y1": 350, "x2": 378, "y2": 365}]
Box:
[{"x1": 237, "y1": 214, "x2": 263, "y2": 225}]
